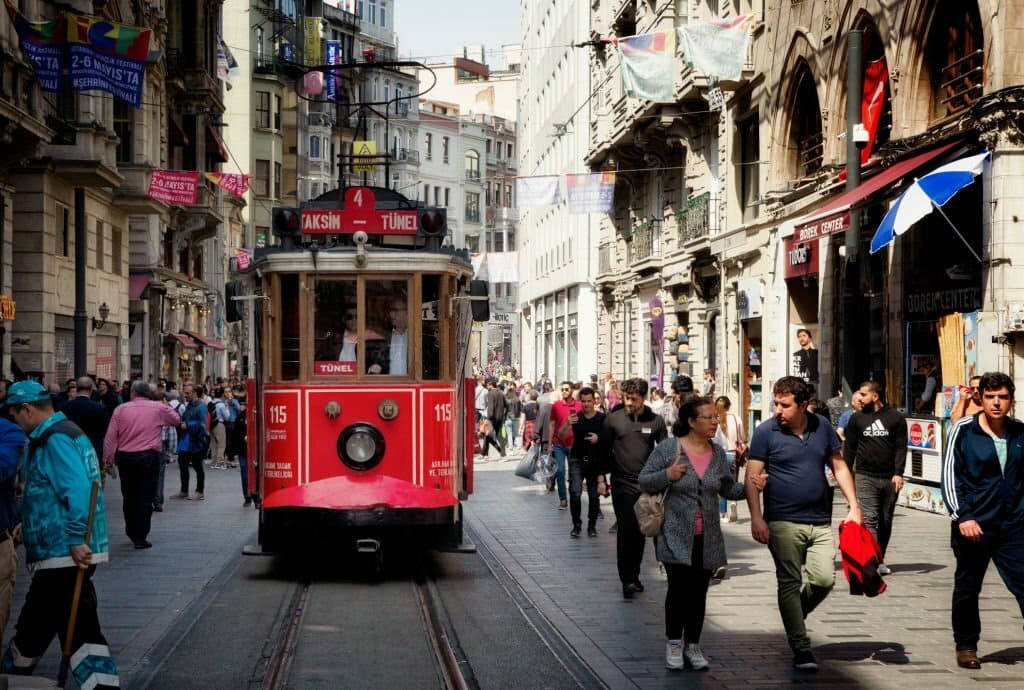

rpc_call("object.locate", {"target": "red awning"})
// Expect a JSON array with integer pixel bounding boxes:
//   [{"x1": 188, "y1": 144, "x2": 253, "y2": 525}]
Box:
[
  {"x1": 163, "y1": 333, "x2": 195, "y2": 349},
  {"x1": 170, "y1": 119, "x2": 190, "y2": 148},
  {"x1": 182, "y1": 329, "x2": 226, "y2": 350},
  {"x1": 129, "y1": 273, "x2": 154, "y2": 300},
  {"x1": 791, "y1": 141, "x2": 962, "y2": 241},
  {"x1": 206, "y1": 124, "x2": 229, "y2": 163}
]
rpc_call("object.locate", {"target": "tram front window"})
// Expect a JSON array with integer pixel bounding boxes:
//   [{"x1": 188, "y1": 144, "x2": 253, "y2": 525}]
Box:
[
  {"x1": 366, "y1": 279, "x2": 409, "y2": 376},
  {"x1": 314, "y1": 279, "x2": 359, "y2": 375}
]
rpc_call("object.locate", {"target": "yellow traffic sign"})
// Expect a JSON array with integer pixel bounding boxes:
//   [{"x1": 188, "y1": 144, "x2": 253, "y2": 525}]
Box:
[{"x1": 352, "y1": 140, "x2": 376, "y2": 172}]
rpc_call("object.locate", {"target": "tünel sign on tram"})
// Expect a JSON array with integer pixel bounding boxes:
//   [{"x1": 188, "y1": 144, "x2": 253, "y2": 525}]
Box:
[{"x1": 301, "y1": 209, "x2": 419, "y2": 235}]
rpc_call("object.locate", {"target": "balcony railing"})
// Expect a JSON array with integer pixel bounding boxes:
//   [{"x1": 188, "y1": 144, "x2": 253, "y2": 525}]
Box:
[
  {"x1": 939, "y1": 49, "x2": 984, "y2": 117},
  {"x1": 465, "y1": 169, "x2": 481, "y2": 181},
  {"x1": 465, "y1": 209, "x2": 481, "y2": 223},
  {"x1": 676, "y1": 192, "x2": 711, "y2": 244},
  {"x1": 392, "y1": 148, "x2": 420, "y2": 163},
  {"x1": 630, "y1": 221, "x2": 659, "y2": 263},
  {"x1": 598, "y1": 244, "x2": 613, "y2": 275}
]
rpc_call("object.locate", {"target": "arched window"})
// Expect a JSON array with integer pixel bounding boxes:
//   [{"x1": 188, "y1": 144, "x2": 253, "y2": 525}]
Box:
[
  {"x1": 465, "y1": 150, "x2": 480, "y2": 180},
  {"x1": 926, "y1": 2, "x2": 984, "y2": 120},
  {"x1": 783, "y1": 63, "x2": 823, "y2": 182}
]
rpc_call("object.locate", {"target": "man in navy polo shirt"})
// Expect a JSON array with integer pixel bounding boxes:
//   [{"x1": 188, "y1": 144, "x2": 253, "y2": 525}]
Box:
[{"x1": 745, "y1": 376, "x2": 861, "y2": 672}]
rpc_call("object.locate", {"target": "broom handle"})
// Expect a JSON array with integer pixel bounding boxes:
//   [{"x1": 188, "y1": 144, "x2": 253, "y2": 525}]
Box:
[{"x1": 58, "y1": 480, "x2": 100, "y2": 686}]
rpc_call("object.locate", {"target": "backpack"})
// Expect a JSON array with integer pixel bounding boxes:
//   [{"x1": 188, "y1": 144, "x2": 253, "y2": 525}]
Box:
[{"x1": 208, "y1": 400, "x2": 219, "y2": 429}]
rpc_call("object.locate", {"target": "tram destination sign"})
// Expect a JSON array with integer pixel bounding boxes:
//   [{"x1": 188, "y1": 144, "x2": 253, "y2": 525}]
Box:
[{"x1": 301, "y1": 187, "x2": 419, "y2": 235}]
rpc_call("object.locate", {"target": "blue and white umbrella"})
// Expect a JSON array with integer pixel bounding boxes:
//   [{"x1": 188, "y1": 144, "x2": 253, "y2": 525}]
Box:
[{"x1": 869, "y1": 150, "x2": 990, "y2": 259}]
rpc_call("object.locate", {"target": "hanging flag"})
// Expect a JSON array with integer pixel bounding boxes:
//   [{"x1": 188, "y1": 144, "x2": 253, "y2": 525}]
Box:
[
  {"x1": 616, "y1": 31, "x2": 676, "y2": 102},
  {"x1": 236, "y1": 248, "x2": 254, "y2": 271},
  {"x1": 304, "y1": 17, "x2": 321, "y2": 66},
  {"x1": 3, "y1": 0, "x2": 64, "y2": 92},
  {"x1": 516, "y1": 175, "x2": 562, "y2": 207},
  {"x1": 861, "y1": 57, "x2": 889, "y2": 161},
  {"x1": 677, "y1": 15, "x2": 753, "y2": 81},
  {"x1": 205, "y1": 172, "x2": 251, "y2": 197},
  {"x1": 567, "y1": 172, "x2": 616, "y2": 214},
  {"x1": 148, "y1": 170, "x2": 200, "y2": 205},
  {"x1": 304, "y1": 69, "x2": 324, "y2": 96},
  {"x1": 66, "y1": 14, "x2": 152, "y2": 106},
  {"x1": 216, "y1": 34, "x2": 240, "y2": 90},
  {"x1": 325, "y1": 40, "x2": 340, "y2": 101}
]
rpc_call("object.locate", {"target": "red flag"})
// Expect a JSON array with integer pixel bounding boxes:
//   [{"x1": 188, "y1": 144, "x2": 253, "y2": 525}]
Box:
[
  {"x1": 860, "y1": 57, "x2": 889, "y2": 162},
  {"x1": 205, "y1": 172, "x2": 251, "y2": 197}
]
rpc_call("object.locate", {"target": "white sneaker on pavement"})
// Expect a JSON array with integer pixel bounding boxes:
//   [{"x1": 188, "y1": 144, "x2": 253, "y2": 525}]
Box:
[
  {"x1": 665, "y1": 640, "x2": 684, "y2": 670},
  {"x1": 878, "y1": 564, "x2": 891, "y2": 575},
  {"x1": 684, "y1": 643, "x2": 710, "y2": 671}
]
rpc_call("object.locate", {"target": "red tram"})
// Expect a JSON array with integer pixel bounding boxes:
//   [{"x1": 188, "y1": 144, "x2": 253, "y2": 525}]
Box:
[{"x1": 240, "y1": 187, "x2": 487, "y2": 558}]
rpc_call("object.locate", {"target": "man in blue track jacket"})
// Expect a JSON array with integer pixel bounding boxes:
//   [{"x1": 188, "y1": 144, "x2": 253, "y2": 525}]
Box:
[{"x1": 941, "y1": 371, "x2": 1024, "y2": 671}]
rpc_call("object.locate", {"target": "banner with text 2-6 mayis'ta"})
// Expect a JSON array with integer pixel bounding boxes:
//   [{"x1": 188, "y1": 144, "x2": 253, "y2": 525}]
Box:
[{"x1": 148, "y1": 171, "x2": 200, "y2": 205}]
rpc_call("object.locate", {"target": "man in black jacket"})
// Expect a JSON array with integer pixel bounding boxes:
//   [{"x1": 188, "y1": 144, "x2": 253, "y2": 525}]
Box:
[
  {"x1": 481, "y1": 378, "x2": 506, "y2": 458},
  {"x1": 600, "y1": 378, "x2": 667, "y2": 598},
  {"x1": 844, "y1": 381, "x2": 907, "y2": 575},
  {"x1": 61, "y1": 376, "x2": 110, "y2": 464},
  {"x1": 941, "y1": 371, "x2": 1024, "y2": 670}
]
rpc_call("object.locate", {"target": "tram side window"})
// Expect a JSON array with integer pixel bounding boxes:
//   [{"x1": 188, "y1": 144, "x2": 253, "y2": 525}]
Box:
[
  {"x1": 366, "y1": 279, "x2": 409, "y2": 375},
  {"x1": 313, "y1": 279, "x2": 358, "y2": 375},
  {"x1": 279, "y1": 274, "x2": 300, "y2": 380},
  {"x1": 422, "y1": 275, "x2": 441, "y2": 380}
]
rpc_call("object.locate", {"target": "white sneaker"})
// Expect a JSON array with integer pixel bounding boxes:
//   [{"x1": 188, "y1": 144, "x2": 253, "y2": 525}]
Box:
[
  {"x1": 684, "y1": 643, "x2": 710, "y2": 671},
  {"x1": 665, "y1": 640, "x2": 684, "y2": 670},
  {"x1": 878, "y1": 564, "x2": 891, "y2": 575}
]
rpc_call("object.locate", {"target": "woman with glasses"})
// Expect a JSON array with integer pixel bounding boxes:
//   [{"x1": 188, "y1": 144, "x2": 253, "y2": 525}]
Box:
[{"x1": 639, "y1": 395, "x2": 750, "y2": 672}]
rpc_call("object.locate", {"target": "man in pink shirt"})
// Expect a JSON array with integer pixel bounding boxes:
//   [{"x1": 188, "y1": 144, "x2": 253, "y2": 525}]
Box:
[{"x1": 103, "y1": 381, "x2": 181, "y2": 549}]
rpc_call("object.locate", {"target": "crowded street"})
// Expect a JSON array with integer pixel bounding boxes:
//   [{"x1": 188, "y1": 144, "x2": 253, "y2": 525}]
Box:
[{"x1": 5, "y1": 449, "x2": 1022, "y2": 689}]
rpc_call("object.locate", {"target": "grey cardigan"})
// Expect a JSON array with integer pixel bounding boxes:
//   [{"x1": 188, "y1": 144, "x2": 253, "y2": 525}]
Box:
[{"x1": 638, "y1": 437, "x2": 746, "y2": 570}]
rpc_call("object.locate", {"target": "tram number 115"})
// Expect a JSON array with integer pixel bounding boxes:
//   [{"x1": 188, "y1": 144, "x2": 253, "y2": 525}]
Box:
[
  {"x1": 434, "y1": 403, "x2": 452, "y2": 422},
  {"x1": 269, "y1": 405, "x2": 288, "y2": 424}
]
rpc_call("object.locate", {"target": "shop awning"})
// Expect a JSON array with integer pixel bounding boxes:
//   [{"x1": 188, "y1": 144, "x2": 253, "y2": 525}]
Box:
[
  {"x1": 163, "y1": 332, "x2": 195, "y2": 349},
  {"x1": 790, "y1": 141, "x2": 962, "y2": 242},
  {"x1": 206, "y1": 124, "x2": 229, "y2": 163},
  {"x1": 169, "y1": 119, "x2": 189, "y2": 148},
  {"x1": 182, "y1": 329, "x2": 226, "y2": 350},
  {"x1": 129, "y1": 273, "x2": 154, "y2": 300}
]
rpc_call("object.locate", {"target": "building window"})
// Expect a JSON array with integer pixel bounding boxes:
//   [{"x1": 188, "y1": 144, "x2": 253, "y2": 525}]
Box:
[
  {"x1": 113, "y1": 99, "x2": 132, "y2": 164},
  {"x1": 112, "y1": 226, "x2": 123, "y2": 276},
  {"x1": 254, "y1": 159, "x2": 270, "y2": 196},
  {"x1": 486, "y1": 139, "x2": 492, "y2": 154},
  {"x1": 423, "y1": 183, "x2": 429, "y2": 202},
  {"x1": 274, "y1": 94, "x2": 282, "y2": 129},
  {"x1": 95, "y1": 220, "x2": 104, "y2": 271},
  {"x1": 274, "y1": 162, "x2": 282, "y2": 199},
  {"x1": 424, "y1": 132, "x2": 432, "y2": 159},
  {"x1": 256, "y1": 91, "x2": 271, "y2": 128},
  {"x1": 57, "y1": 203, "x2": 70, "y2": 257},
  {"x1": 465, "y1": 150, "x2": 480, "y2": 180},
  {"x1": 444, "y1": 188, "x2": 450, "y2": 206},
  {"x1": 309, "y1": 135, "x2": 321, "y2": 159},
  {"x1": 380, "y1": 1, "x2": 387, "y2": 26},
  {"x1": 442, "y1": 136, "x2": 450, "y2": 163},
  {"x1": 465, "y1": 192, "x2": 480, "y2": 222},
  {"x1": 434, "y1": 186, "x2": 440, "y2": 205},
  {"x1": 507, "y1": 142, "x2": 513, "y2": 158},
  {"x1": 369, "y1": 0, "x2": 377, "y2": 23},
  {"x1": 738, "y1": 112, "x2": 760, "y2": 222}
]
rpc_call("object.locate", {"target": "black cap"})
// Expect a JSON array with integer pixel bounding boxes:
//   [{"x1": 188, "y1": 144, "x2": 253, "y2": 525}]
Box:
[{"x1": 671, "y1": 376, "x2": 694, "y2": 395}]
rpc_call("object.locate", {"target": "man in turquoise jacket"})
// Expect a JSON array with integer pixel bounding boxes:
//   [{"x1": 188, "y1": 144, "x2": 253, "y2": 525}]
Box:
[{"x1": 1, "y1": 381, "x2": 118, "y2": 688}]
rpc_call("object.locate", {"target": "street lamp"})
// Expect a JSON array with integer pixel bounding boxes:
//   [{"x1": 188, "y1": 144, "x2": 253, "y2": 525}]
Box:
[{"x1": 92, "y1": 302, "x2": 110, "y2": 330}]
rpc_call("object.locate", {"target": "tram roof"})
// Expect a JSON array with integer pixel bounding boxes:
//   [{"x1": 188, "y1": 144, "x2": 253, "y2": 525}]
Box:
[{"x1": 251, "y1": 246, "x2": 475, "y2": 275}]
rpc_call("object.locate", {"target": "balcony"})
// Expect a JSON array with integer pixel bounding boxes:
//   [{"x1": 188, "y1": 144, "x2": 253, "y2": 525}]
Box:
[
  {"x1": 629, "y1": 220, "x2": 662, "y2": 273},
  {"x1": 676, "y1": 192, "x2": 712, "y2": 247},
  {"x1": 598, "y1": 244, "x2": 614, "y2": 277},
  {"x1": 937, "y1": 49, "x2": 984, "y2": 119},
  {"x1": 392, "y1": 148, "x2": 420, "y2": 163},
  {"x1": 465, "y1": 169, "x2": 481, "y2": 182},
  {"x1": 465, "y1": 209, "x2": 481, "y2": 223}
]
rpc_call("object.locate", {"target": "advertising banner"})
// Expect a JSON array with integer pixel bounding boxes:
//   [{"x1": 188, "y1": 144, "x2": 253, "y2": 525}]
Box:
[
  {"x1": 205, "y1": 172, "x2": 251, "y2": 198},
  {"x1": 325, "y1": 40, "x2": 339, "y2": 101},
  {"x1": 567, "y1": 172, "x2": 615, "y2": 214},
  {"x1": 3, "y1": 0, "x2": 63, "y2": 92},
  {"x1": 677, "y1": 16, "x2": 752, "y2": 81},
  {"x1": 617, "y1": 31, "x2": 676, "y2": 102},
  {"x1": 515, "y1": 175, "x2": 562, "y2": 207},
  {"x1": 66, "y1": 14, "x2": 152, "y2": 106},
  {"x1": 148, "y1": 170, "x2": 200, "y2": 205}
]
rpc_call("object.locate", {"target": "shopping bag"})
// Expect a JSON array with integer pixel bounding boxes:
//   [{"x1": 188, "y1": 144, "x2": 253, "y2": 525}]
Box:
[{"x1": 515, "y1": 444, "x2": 540, "y2": 480}]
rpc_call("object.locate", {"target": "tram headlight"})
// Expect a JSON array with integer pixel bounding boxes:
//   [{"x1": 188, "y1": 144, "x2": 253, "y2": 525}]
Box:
[{"x1": 337, "y1": 423, "x2": 386, "y2": 471}]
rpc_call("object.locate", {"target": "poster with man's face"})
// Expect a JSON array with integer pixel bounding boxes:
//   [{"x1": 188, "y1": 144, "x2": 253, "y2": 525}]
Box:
[{"x1": 791, "y1": 325, "x2": 819, "y2": 382}]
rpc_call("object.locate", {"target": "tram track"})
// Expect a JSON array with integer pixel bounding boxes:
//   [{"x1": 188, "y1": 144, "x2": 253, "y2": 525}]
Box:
[{"x1": 255, "y1": 554, "x2": 476, "y2": 690}]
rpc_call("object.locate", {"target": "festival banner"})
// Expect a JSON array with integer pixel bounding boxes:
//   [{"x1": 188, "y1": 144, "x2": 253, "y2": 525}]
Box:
[
  {"x1": 205, "y1": 172, "x2": 251, "y2": 198},
  {"x1": 567, "y1": 172, "x2": 616, "y2": 214},
  {"x1": 236, "y1": 248, "x2": 254, "y2": 271},
  {"x1": 66, "y1": 14, "x2": 152, "y2": 106},
  {"x1": 617, "y1": 31, "x2": 676, "y2": 102},
  {"x1": 216, "y1": 34, "x2": 240, "y2": 90},
  {"x1": 148, "y1": 170, "x2": 200, "y2": 205},
  {"x1": 3, "y1": 0, "x2": 64, "y2": 92},
  {"x1": 677, "y1": 15, "x2": 752, "y2": 81},
  {"x1": 325, "y1": 40, "x2": 340, "y2": 101},
  {"x1": 304, "y1": 17, "x2": 321, "y2": 66},
  {"x1": 515, "y1": 175, "x2": 562, "y2": 207}
]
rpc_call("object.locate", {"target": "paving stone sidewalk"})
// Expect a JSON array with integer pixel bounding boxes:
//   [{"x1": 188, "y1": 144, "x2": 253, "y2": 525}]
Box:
[{"x1": 467, "y1": 456, "x2": 1024, "y2": 690}]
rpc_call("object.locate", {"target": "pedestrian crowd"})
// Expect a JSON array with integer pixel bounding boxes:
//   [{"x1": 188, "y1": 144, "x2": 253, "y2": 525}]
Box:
[
  {"x1": 491, "y1": 368, "x2": 1023, "y2": 677},
  {"x1": 0, "y1": 372, "x2": 254, "y2": 686}
]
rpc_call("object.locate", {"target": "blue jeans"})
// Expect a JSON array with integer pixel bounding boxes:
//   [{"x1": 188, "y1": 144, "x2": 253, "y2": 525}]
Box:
[
  {"x1": 238, "y1": 453, "x2": 250, "y2": 499},
  {"x1": 551, "y1": 444, "x2": 570, "y2": 501},
  {"x1": 505, "y1": 417, "x2": 521, "y2": 448}
]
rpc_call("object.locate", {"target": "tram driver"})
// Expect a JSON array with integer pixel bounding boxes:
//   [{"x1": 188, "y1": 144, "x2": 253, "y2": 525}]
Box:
[
  {"x1": 315, "y1": 304, "x2": 385, "y2": 369},
  {"x1": 370, "y1": 295, "x2": 409, "y2": 375}
]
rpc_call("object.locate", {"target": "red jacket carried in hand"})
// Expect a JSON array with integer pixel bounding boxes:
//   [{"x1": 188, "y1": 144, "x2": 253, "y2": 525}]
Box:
[{"x1": 839, "y1": 520, "x2": 887, "y2": 597}]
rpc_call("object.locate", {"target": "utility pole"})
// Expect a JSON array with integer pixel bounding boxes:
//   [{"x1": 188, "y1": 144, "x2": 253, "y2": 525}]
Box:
[
  {"x1": 842, "y1": 30, "x2": 865, "y2": 398},
  {"x1": 74, "y1": 187, "x2": 88, "y2": 377}
]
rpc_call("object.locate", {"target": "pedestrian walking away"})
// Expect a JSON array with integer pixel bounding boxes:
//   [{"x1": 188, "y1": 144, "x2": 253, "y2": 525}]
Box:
[
  {"x1": 941, "y1": 371, "x2": 1024, "y2": 671},
  {"x1": 103, "y1": 381, "x2": 181, "y2": 548},
  {"x1": 60, "y1": 376, "x2": 110, "y2": 466},
  {"x1": 175, "y1": 384, "x2": 210, "y2": 500},
  {"x1": 548, "y1": 380, "x2": 582, "y2": 509},
  {"x1": 0, "y1": 408, "x2": 26, "y2": 643},
  {"x1": 745, "y1": 376, "x2": 862, "y2": 672},
  {"x1": 569, "y1": 387, "x2": 606, "y2": 537},
  {"x1": 600, "y1": 377, "x2": 667, "y2": 598},
  {"x1": 844, "y1": 380, "x2": 907, "y2": 574},
  {"x1": 639, "y1": 396, "x2": 750, "y2": 671},
  {"x1": 482, "y1": 378, "x2": 507, "y2": 458},
  {"x1": 155, "y1": 383, "x2": 184, "y2": 511},
  {"x1": 1, "y1": 381, "x2": 119, "y2": 688}
]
